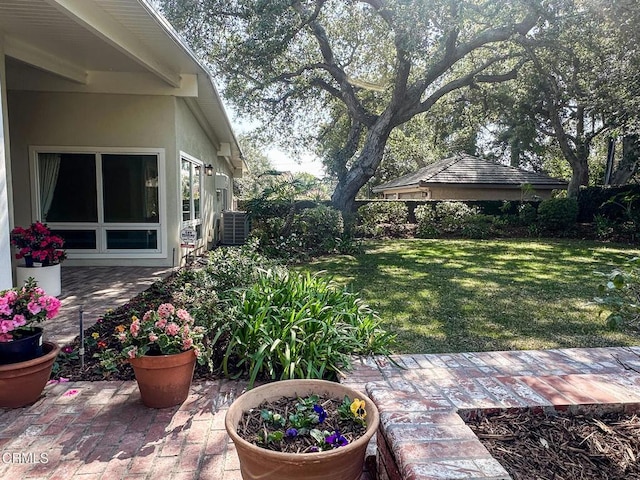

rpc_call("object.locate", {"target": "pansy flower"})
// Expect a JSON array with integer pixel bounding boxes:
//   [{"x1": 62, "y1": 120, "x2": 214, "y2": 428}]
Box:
[
  {"x1": 350, "y1": 398, "x2": 366, "y2": 420},
  {"x1": 313, "y1": 404, "x2": 327, "y2": 423},
  {"x1": 325, "y1": 431, "x2": 349, "y2": 448}
]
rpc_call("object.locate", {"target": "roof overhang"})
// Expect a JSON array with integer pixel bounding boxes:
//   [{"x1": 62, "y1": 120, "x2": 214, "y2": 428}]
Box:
[
  {"x1": 0, "y1": 0, "x2": 246, "y2": 175},
  {"x1": 373, "y1": 182, "x2": 567, "y2": 193}
]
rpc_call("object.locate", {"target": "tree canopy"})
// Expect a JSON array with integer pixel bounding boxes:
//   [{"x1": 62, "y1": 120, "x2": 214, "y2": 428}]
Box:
[
  {"x1": 160, "y1": 0, "x2": 548, "y2": 210},
  {"x1": 159, "y1": 0, "x2": 640, "y2": 208}
]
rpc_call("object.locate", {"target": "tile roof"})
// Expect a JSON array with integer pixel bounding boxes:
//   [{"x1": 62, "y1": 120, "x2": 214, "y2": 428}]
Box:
[{"x1": 372, "y1": 154, "x2": 568, "y2": 192}]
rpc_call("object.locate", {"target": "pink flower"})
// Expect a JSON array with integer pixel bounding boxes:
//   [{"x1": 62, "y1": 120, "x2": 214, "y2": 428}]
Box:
[
  {"x1": 176, "y1": 309, "x2": 192, "y2": 323},
  {"x1": 130, "y1": 321, "x2": 140, "y2": 337},
  {"x1": 143, "y1": 310, "x2": 153, "y2": 322},
  {"x1": 127, "y1": 347, "x2": 138, "y2": 359},
  {"x1": 12, "y1": 314, "x2": 26, "y2": 327},
  {"x1": 157, "y1": 303, "x2": 175, "y2": 319},
  {"x1": 148, "y1": 333, "x2": 158, "y2": 343},
  {"x1": 0, "y1": 332, "x2": 13, "y2": 342},
  {"x1": 154, "y1": 318, "x2": 167, "y2": 329},
  {"x1": 117, "y1": 332, "x2": 127, "y2": 343},
  {"x1": 44, "y1": 297, "x2": 61, "y2": 319},
  {"x1": 0, "y1": 320, "x2": 14, "y2": 333},
  {"x1": 0, "y1": 302, "x2": 11, "y2": 316},
  {"x1": 165, "y1": 322, "x2": 179, "y2": 336},
  {"x1": 182, "y1": 337, "x2": 193, "y2": 350},
  {"x1": 27, "y1": 301, "x2": 42, "y2": 315}
]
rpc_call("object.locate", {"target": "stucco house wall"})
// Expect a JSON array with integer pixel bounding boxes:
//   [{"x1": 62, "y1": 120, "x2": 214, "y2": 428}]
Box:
[
  {"x1": 174, "y1": 97, "x2": 233, "y2": 253},
  {"x1": 8, "y1": 90, "x2": 232, "y2": 267}
]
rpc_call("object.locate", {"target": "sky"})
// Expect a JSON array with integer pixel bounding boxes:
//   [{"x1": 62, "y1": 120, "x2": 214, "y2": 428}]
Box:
[{"x1": 266, "y1": 149, "x2": 326, "y2": 178}]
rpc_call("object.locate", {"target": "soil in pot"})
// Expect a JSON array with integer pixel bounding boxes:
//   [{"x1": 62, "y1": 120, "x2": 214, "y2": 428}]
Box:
[
  {"x1": 238, "y1": 394, "x2": 367, "y2": 453},
  {"x1": 466, "y1": 410, "x2": 640, "y2": 480}
]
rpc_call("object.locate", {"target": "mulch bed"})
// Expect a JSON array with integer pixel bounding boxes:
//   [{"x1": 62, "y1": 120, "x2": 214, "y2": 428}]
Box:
[{"x1": 467, "y1": 410, "x2": 640, "y2": 480}]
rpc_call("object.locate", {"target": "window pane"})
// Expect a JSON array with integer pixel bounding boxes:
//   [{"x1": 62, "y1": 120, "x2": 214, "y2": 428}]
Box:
[
  {"x1": 103, "y1": 154, "x2": 159, "y2": 223},
  {"x1": 51, "y1": 229, "x2": 97, "y2": 250},
  {"x1": 42, "y1": 153, "x2": 97, "y2": 222},
  {"x1": 193, "y1": 164, "x2": 201, "y2": 220},
  {"x1": 106, "y1": 230, "x2": 158, "y2": 249},
  {"x1": 181, "y1": 160, "x2": 191, "y2": 221}
]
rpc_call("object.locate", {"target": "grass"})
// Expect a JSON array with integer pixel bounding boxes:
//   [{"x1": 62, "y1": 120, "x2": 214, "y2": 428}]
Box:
[{"x1": 300, "y1": 238, "x2": 640, "y2": 354}]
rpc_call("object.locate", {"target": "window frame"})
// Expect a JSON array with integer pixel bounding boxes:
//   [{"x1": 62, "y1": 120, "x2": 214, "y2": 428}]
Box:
[
  {"x1": 29, "y1": 146, "x2": 167, "y2": 259},
  {"x1": 179, "y1": 152, "x2": 204, "y2": 240}
]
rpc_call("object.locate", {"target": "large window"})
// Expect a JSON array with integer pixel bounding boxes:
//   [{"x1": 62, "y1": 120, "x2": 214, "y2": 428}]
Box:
[
  {"x1": 181, "y1": 155, "x2": 202, "y2": 239},
  {"x1": 35, "y1": 149, "x2": 163, "y2": 255}
]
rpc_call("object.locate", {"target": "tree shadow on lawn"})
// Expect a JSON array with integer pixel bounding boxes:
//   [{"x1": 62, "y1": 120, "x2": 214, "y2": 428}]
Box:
[{"x1": 306, "y1": 239, "x2": 640, "y2": 354}]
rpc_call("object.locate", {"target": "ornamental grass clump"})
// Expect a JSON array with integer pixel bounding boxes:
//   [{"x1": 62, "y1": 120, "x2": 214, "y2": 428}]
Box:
[
  {"x1": 114, "y1": 303, "x2": 209, "y2": 365},
  {"x1": 222, "y1": 270, "x2": 394, "y2": 386},
  {"x1": 238, "y1": 394, "x2": 368, "y2": 453}
]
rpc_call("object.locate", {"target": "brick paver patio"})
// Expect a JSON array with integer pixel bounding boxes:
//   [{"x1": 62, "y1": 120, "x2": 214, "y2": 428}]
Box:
[{"x1": 1, "y1": 347, "x2": 640, "y2": 479}]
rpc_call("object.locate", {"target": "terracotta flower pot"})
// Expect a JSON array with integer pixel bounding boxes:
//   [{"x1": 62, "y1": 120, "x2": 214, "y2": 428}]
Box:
[
  {"x1": 129, "y1": 349, "x2": 196, "y2": 408},
  {"x1": 225, "y1": 379, "x2": 379, "y2": 480},
  {"x1": 0, "y1": 341, "x2": 60, "y2": 408}
]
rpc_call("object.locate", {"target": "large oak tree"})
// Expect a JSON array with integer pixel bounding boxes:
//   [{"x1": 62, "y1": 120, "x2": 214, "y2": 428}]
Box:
[{"x1": 160, "y1": 0, "x2": 549, "y2": 211}]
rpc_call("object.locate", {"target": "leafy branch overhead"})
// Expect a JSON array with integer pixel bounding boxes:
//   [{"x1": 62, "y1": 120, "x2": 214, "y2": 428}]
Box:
[{"x1": 160, "y1": 0, "x2": 544, "y2": 211}]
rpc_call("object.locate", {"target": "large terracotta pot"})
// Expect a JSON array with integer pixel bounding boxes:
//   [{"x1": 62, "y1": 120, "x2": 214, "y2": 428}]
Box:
[
  {"x1": 0, "y1": 341, "x2": 60, "y2": 408},
  {"x1": 225, "y1": 379, "x2": 379, "y2": 480},
  {"x1": 129, "y1": 349, "x2": 196, "y2": 408}
]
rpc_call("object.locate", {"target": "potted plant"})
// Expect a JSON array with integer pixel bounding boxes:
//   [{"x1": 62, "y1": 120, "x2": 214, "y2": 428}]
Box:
[
  {"x1": 0, "y1": 278, "x2": 62, "y2": 408},
  {"x1": 225, "y1": 379, "x2": 379, "y2": 480},
  {"x1": 114, "y1": 303, "x2": 208, "y2": 408},
  {"x1": 11, "y1": 221, "x2": 66, "y2": 296}
]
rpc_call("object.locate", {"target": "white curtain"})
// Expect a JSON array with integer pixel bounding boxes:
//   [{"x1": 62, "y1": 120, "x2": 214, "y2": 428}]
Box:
[{"x1": 39, "y1": 153, "x2": 61, "y2": 220}]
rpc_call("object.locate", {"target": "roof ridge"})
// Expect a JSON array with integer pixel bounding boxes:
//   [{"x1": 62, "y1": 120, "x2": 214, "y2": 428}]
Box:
[{"x1": 421, "y1": 155, "x2": 464, "y2": 182}]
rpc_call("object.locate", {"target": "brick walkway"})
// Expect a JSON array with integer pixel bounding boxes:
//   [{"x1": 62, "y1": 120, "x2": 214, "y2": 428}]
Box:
[
  {"x1": 1, "y1": 347, "x2": 640, "y2": 479},
  {"x1": 343, "y1": 347, "x2": 640, "y2": 480},
  {"x1": 49, "y1": 266, "x2": 174, "y2": 347}
]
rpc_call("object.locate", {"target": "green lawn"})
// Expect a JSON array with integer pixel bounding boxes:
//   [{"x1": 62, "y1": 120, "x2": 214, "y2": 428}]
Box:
[{"x1": 301, "y1": 239, "x2": 640, "y2": 353}]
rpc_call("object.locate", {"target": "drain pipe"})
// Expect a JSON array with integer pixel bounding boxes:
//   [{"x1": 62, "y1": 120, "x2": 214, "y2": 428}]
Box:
[{"x1": 79, "y1": 305, "x2": 85, "y2": 369}]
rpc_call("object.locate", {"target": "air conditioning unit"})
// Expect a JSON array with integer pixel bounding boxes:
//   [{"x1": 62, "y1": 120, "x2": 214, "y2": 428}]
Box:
[{"x1": 222, "y1": 211, "x2": 249, "y2": 245}]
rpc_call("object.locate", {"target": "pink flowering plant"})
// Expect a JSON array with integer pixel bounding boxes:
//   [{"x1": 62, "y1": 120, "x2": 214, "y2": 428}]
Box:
[
  {"x1": 10, "y1": 221, "x2": 66, "y2": 265},
  {"x1": 0, "y1": 278, "x2": 62, "y2": 342},
  {"x1": 114, "y1": 303, "x2": 208, "y2": 364}
]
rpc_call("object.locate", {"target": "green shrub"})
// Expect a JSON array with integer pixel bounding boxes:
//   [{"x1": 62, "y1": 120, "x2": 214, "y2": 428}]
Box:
[
  {"x1": 249, "y1": 205, "x2": 346, "y2": 259},
  {"x1": 594, "y1": 258, "x2": 640, "y2": 329},
  {"x1": 414, "y1": 204, "x2": 438, "y2": 237},
  {"x1": 414, "y1": 202, "x2": 480, "y2": 237},
  {"x1": 357, "y1": 202, "x2": 409, "y2": 237},
  {"x1": 435, "y1": 201, "x2": 480, "y2": 233},
  {"x1": 461, "y1": 214, "x2": 494, "y2": 239},
  {"x1": 295, "y1": 205, "x2": 344, "y2": 254},
  {"x1": 518, "y1": 203, "x2": 538, "y2": 226},
  {"x1": 222, "y1": 270, "x2": 394, "y2": 386},
  {"x1": 537, "y1": 197, "x2": 578, "y2": 232}
]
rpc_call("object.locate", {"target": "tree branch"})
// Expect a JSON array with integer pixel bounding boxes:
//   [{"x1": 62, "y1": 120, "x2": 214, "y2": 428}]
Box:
[{"x1": 292, "y1": 0, "x2": 376, "y2": 126}]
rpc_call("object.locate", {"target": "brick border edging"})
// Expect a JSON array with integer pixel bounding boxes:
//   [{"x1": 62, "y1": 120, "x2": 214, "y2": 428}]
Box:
[{"x1": 343, "y1": 347, "x2": 640, "y2": 480}]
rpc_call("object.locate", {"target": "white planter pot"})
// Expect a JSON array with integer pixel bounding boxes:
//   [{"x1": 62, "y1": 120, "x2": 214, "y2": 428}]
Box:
[{"x1": 16, "y1": 264, "x2": 61, "y2": 297}]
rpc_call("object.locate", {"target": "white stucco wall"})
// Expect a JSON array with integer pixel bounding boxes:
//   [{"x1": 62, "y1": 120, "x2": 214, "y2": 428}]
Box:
[
  {"x1": 175, "y1": 99, "x2": 234, "y2": 255},
  {"x1": 7, "y1": 91, "x2": 178, "y2": 267}
]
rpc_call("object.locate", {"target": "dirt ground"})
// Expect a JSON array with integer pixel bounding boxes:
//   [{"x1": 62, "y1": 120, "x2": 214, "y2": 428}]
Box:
[{"x1": 467, "y1": 410, "x2": 640, "y2": 480}]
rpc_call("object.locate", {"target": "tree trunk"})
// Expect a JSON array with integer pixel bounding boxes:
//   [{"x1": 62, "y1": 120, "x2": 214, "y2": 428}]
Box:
[
  {"x1": 566, "y1": 158, "x2": 589, "y2": 197},
  {"x1": 331, "y1": 124, "x2": 392, "y2": 213},
  {"x1": 610, "y1": 135, "x2": 640, "y2": 185}
]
